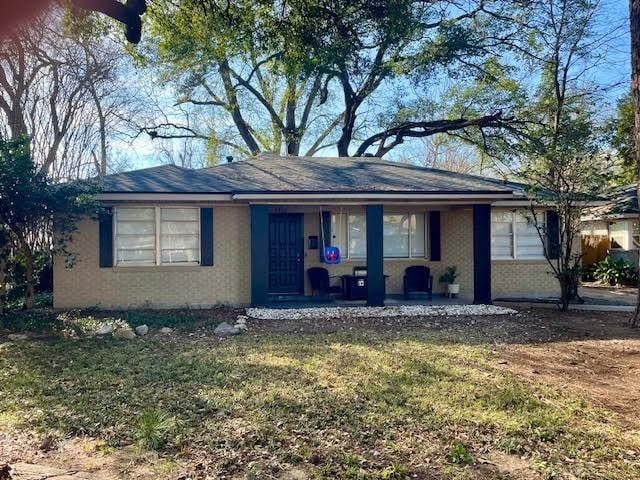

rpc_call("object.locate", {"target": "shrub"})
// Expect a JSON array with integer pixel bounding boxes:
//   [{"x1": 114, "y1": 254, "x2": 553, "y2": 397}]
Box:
[
  {"x1": 134, "y1": 408, "x2": 177, "y2": 451},
  {"x1": 448, "y1": 440, "x2": 472, "y2": 465},
  {"x1": 593, "y1": 258, "x2": 638, "y2": 286},
  {"x1": 439, "y1": 266, "x2": 459, "y2": 284}
]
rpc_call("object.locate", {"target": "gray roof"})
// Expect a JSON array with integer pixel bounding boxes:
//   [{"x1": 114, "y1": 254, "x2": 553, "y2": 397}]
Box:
[
  {"x1": 588, "y1": 184, "x2": 638, "y2": 219},
  {"x1": 100, "y1": 155, "x2": 517, "y2": 195}
]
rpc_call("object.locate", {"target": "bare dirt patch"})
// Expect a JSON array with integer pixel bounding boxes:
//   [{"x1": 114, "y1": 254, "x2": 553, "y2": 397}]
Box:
[{"x1": 495, "y1": 311, "x2": 640, "y2": 427}]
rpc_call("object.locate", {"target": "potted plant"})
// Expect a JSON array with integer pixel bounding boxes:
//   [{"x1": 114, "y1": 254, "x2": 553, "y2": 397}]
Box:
[{"x1": 439, "y1": 266, "x2": 460, "y2": 297}]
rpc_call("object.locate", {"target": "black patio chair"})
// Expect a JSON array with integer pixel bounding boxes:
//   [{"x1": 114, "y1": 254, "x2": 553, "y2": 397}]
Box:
[
  {"x1": 307, "y1": 267, "x2": 342, "y2": 299},
  {"x1": 403, "y1": 266, "x2": 433, "y2": 300}
]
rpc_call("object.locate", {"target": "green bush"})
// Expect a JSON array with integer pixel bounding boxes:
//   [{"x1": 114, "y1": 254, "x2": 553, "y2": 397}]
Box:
[
  {"x1": 134, "y1": 408, "x2": 177, "y2": 451},
  {"x1": 593, "y1": 258, "x2": 638, "y2": 286},
  {"x1": 448, "y1": 440, "x2": 473, "y2": 465}
]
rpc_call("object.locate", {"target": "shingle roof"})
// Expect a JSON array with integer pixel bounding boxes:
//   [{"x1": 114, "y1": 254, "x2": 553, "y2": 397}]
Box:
[
  {"x1": 100, "y1": 155, "x2": 518, "y2": 195},
  {"x1": 588, "y1": 184, "x2": 638, "y2": 218}
]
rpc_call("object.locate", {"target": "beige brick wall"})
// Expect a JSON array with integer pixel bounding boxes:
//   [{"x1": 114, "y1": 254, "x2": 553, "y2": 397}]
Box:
[
  {"x1": 301, "y1": 206, "x2": 475, "y2": 301},
  {"x1": 54, "y1": 203, "x2": 564, "y2": 308},
  {"x1": 491, "y1": 261, "x2": 558, "y2": 298},
  {"x1": 490, "y1": 207, "x2": 561, "y2": 299},
  {"x1": 53, "y1": 205, "x2": 251, "y2": 309}
]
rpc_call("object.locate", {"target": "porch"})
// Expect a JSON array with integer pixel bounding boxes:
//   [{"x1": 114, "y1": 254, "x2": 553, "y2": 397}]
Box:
[{"x1": 249, "y1": 203, "x2": 492, "y2": 307}]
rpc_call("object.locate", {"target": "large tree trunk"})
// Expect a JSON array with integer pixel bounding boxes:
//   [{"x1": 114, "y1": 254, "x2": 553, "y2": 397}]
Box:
[{"x1": 631, "y1": 0, "x2": 640, "y2": 327}]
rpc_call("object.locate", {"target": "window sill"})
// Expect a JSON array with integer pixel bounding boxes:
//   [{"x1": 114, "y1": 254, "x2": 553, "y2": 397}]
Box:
[{"x1": 111, "y1": 265, "x2": 205, "y2": 273}]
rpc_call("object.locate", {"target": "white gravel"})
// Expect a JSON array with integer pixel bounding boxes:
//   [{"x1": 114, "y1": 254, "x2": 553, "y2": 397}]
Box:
[{"x1": 246, "y1": 304, "x2": 517, "y2": 320}]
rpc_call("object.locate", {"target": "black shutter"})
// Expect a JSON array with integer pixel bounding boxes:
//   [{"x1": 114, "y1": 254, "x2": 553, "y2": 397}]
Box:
[
  {"x1": 546, "y1": 210, "x2": 560, "y2": 260},
  {"x1": 319, "y1": 210, "x2": 331, "y2": 261},
  {"x1": 429, "y1": 211, "x2": 441, "y2": 261},
  {"x1": 200, "y1": 208, "x2": 214, "y2": 266},
  {"x1": 99, "y1": 207, "x2": 113, "y2": 268}
]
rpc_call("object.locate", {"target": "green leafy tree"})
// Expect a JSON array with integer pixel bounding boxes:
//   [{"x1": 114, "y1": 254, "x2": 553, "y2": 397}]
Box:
[
  {"x1": 608, "y1": 92, "x2": 636, "y2": 185},
  {"x1": 0, "y1": 136, "x2": 98, "y2": 309},
  {"x1": 482, "y1": 0, "x2": 607, "y2": 311},
  {"x1": 138, "y1": 0, "x2": 529, "y2": 158}
]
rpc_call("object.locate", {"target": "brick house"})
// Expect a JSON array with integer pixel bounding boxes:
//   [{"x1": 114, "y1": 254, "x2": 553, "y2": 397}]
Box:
[{"x1": 54, "y1": 155, "x2": 566, "y2": 309}]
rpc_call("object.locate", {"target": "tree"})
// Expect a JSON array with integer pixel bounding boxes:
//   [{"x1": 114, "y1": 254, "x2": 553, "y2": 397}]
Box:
[
  {"x1": 487, "y1": 0, "x2": 608, "y2": 311},
  {"x1": 411, "y1": 135, "x2": 482, "y2": 174},
  {"x1": 0, "y1": 136, "x2": 98, "y2": 309},
  {"x1": 607, "y1": 92, "x2": 636, "y2": 185},
  {"x1": 0, "y1": 8, "x2": 139, "y2": 179},
  {"x1": 138, "y1": 0, "x2": 529, "y2": 159},
  {"x1": 630, "y1": 0, "x2": 640, "y2": 328}
]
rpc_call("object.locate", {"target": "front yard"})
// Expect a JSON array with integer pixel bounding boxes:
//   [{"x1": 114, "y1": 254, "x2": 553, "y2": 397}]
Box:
[{"x1": 1, "y1": 308, "x2": 639, "y2": 479}]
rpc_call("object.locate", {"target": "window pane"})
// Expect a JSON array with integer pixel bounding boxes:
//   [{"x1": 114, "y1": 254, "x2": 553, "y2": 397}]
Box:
[
  {"x1": 117, "y1": 249, "x2": 155, "y2": 263},
  {"x1": 116, "y1": 208, "x2": 156, "y2": 265},
  {"x1": 610, "y1": 221, "x2": 627, "y2": 249},
  {"x1": 161, "y1": 221, "x2": 199, "y2": 235},
  {"x1": 348, "y1": 214, "x2": 367, "y2": 258},
  {"x1": 161, "y1": 234, "x2": 199, "y2": 250},
  {"x1": 492, "y1": 211, "x2": 513, "y2": 223},
  {"x1": 161, "y1": 208, "x2": 199, "y2": 221},
  {"x1": 492, "y1": 234, "x2": 513, "y2": 258},
  {"x1": 491, "y1": 210, "x2": 514, "y2": 259},
  {"x1": 410, "y1": 213, "x2": 425, "y2": 257},
  {"x1": 117, "y1": 208, "x2": 154, "y2": 221},
  {"x1": 492, "y1": 222, "x2": 513, "y2": 235},
  {"x1": 516, "y1": 220, "x2": 539, "y2": 235},
  {"x1": 159, "y1": 208, "x2": 200, "y2": 264},
  {"x1": 383, "y1": 214, "x2": 409, "y2": 257},
  {"x1": 117, "y1": 221, "x2": 155, "y2": 235},
  {"x1": 330, "y1": 213, "x2": 347, "y2": 253},
  {"x1": 161, "y1": 249, "x2": 199, "y2": 263},
  {"x1": 117, "y1": 235, "x2": 155, "y2": 250}
]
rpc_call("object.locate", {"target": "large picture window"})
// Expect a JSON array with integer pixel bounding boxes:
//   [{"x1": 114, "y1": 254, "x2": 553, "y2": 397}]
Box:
[
  {"x1": 115, "y1": 207, "x2": 200, "y2": 266},
  {"x1": 330, "y1": 212, "x2": 426, "y2": 259},
  {"x1": 491, "y1": 210, "x2": 544, "y2": 260}
]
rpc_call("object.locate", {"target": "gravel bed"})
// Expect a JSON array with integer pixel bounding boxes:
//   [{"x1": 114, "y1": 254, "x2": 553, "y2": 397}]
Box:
[{"x1": 246, "y1": 304, "x2": 518, "y2": 320}]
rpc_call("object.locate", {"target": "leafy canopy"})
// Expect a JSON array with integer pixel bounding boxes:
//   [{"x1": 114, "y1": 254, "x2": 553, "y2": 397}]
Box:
[{"x1": 140, "y1": 0, "x2": 528, "y2": 158}]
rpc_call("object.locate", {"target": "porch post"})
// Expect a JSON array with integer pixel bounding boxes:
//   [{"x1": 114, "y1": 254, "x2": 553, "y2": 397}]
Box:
[
  {"x1": 250, "y1": 204, "x2": 269, "y2": 307},
  {"x1": 366, "y1": 204, "x2": 384, "y2": 306},
  {"x1": 473, "y1": 204, "x2": 492, "y2": 304}
]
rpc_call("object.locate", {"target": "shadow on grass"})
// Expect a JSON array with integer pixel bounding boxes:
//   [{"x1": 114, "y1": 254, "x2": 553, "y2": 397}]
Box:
[{"x1": 1, "y1": 330, "x2": 638, "y2": 478}]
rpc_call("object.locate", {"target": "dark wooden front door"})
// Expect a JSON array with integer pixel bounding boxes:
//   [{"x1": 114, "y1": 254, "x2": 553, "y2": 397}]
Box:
[{"x1": 268, "y1": 213, "x2": 304, "y2": 295}]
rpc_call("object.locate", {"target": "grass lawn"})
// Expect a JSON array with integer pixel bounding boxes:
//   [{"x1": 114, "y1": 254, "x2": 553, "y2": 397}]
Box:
[{"x1": 1, "y1": 308, "x2": 639, "y2": 479}]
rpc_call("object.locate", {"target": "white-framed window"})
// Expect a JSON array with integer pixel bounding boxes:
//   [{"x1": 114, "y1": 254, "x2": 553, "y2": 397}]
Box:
[
  {"x1": 609, "y1": 220, "x2": 640, "y2": 250},
  {"x1": 115, "y1": 206, "x2": 200, "y2": 266},
  {"x1": 330, "y1": 212, "x2": 427, "y2": 259},
  {"x1": 610, "y1": 221, "x2": 627, "y2": 249},
  {"x1": 491, "y1": 210, "x2": 544, "y2": 260}
]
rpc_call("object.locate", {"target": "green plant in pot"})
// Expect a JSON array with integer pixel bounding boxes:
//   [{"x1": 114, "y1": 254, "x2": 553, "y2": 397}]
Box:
[{"x1": 439, "y1": 266, "x2": 460, "y2": 296}]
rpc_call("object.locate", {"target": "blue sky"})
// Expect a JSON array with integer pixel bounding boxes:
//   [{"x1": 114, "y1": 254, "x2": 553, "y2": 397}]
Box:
[{"x1": 116, "y1": 0, "x2": 633, "y2": 172}]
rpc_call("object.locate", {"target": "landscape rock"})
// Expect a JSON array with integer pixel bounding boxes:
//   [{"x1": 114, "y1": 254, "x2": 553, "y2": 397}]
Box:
[
  {"x1": 96, "y1": 324, "x2": 113, "y2": 336},
  {"x1": 214, "y1": 322, "x2": 239, "y2": 337},
  {"x1": 159, "y1": 327, "x2": 173, "y2": 334},
  {"x1": 234, "y1": 323, "x2": 248, "y2": 331},
  {"x1": 236, "y1": 315, "x2": 248, "y2": 324},
  {"x1": 135, "y1": 325, "x2": 149, "y2": 336},
  {"x1": 7, "y1": 334, "x2": 28, "y2": 341},
  {"x1": 113, "y1": 328, "x2": 136, "y2": 340}
]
